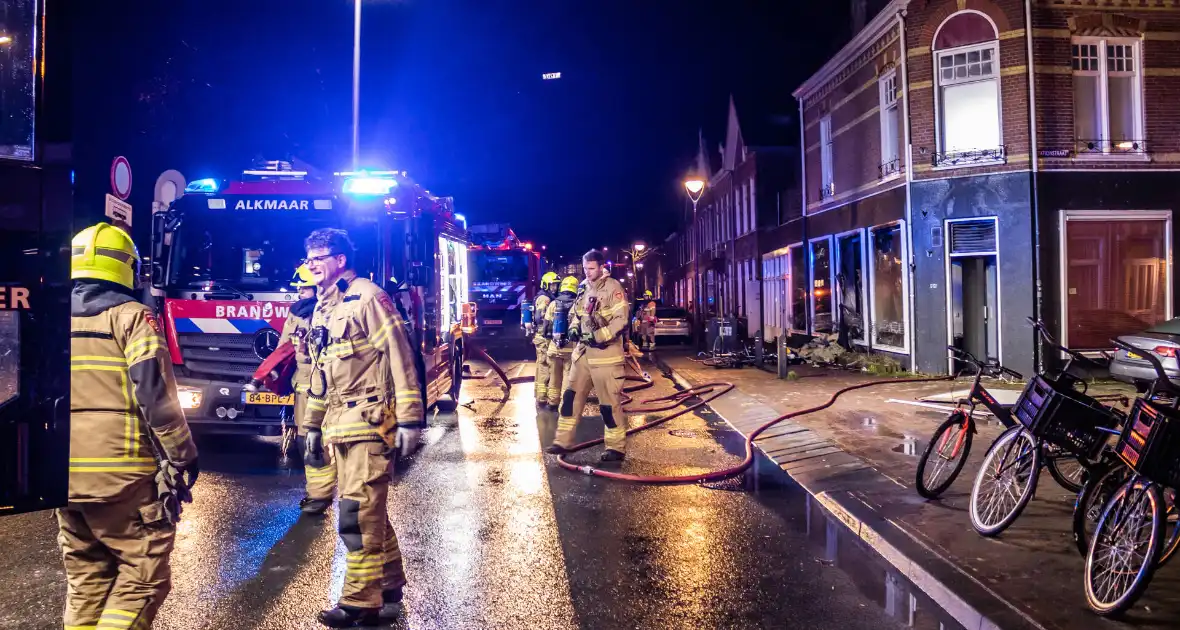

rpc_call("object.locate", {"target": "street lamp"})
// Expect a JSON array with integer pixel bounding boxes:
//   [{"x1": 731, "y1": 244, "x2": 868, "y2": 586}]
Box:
[
  {"x1": 352, "y1": 2, "x2": 363, "y2": 169},
  {"x1": 0, "y1": 36, "x2": 12, "y2": 45},
  {"x1": 684, "y1": 177, "x2": 706, "y2": 346}
]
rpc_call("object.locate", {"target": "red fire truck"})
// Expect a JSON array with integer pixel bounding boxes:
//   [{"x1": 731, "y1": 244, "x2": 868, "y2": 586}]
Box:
[
  {"x1": 467, "y1": 223, "x2": 545, "y2": 346},
  {"x1": 148, "y1": 162, "x2": 472, "y2": 435}
]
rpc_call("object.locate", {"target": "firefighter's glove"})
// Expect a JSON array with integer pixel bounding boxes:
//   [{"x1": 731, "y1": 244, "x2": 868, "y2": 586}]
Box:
[
  {"x1": 394, "y1": 426, "x2": 422, "y2": 459},
  {"x1": 155, "y1": 461, "x2": 194, "y2": 525},
  {"x1": 304, "y1": 429, "x2": 327, "y2": 468},
  {"x1": 180, "y1": 458, "x2": 200, "y2": 490}
]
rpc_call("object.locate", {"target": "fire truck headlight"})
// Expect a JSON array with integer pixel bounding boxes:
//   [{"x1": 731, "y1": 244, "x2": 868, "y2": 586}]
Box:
[
  {"x1": 184, "y1": 178, "x2": 219, "y2": 194},
  {"x1": 343, "y1": 177, "x2": 397, "y2": 196},
  {"x1": 177, "y1": 386, "x2": 204, "y2": 410}
]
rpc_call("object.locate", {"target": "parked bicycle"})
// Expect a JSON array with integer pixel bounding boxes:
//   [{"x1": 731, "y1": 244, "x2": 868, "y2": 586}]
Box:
[
  {"x1": 1083, "y1": 338, "x2": 1180, "y2": 616},
  {"x1": 967, "y1": 321, "x2": 1125, "y2": 537}
]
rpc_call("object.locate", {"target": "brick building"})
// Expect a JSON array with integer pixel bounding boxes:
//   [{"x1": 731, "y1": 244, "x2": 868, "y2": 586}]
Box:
[
  {"x1": 664, "y1": 96, "x2": 798, "y2": 338},
  {"x1": 792, "y1": 0, "x2": 1180, "y2": 375}
]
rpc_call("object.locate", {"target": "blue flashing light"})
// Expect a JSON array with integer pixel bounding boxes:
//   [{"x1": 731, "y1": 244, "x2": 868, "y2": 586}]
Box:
[
  {"x1": 185, "y1": 178, "x2": 220, "y2": 194},
  {"x1": 343, "y1": 176, "x2": 397, "y2": 196},
  {"x1": 454, "y1": 213, "x2": 466, "y2": 225}
]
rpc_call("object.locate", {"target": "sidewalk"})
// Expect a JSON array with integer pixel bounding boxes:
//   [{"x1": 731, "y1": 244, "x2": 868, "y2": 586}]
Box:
[{"x1": 653, "y1": 349, "x2": 1180, "y2": 630}]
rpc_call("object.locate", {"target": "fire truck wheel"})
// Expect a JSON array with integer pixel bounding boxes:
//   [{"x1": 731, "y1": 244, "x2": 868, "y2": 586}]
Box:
[{"x1": 433, "y1": 344, "x2": 464, "y2": 413}]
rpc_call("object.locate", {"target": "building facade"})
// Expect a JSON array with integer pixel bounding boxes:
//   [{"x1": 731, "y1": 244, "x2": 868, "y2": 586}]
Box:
[{"x1": 792, "y1": 0, "x2": 1180, "y2": 376}]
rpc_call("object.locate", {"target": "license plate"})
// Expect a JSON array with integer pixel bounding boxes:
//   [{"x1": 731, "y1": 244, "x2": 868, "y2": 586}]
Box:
[
  {"x1": 242, "y1": 391, "x2": 294, "y2": 406},
  {"x1": 720, "y1": 326, "x2": 733, "y2": 336},
  {"x1": 1128, "y1": 352, "x2": 1143, "y2": 360},
  {"x1": 484, "y1": 319, "x2": 502, "y2": 325}
]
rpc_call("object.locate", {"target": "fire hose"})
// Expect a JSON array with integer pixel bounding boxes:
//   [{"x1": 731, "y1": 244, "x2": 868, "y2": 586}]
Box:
[{"x1": 467, "y1": 339, "x2": 952, "y2": 485}]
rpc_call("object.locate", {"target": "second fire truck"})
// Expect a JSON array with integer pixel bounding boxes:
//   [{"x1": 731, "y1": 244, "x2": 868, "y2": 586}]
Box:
[{"x1": 467, "y1": 223, "x2": 545, "y2": 347}]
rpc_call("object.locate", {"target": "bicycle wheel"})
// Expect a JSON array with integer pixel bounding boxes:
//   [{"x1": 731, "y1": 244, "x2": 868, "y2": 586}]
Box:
[
  {"x1": 915, "y1": 412, "x2": 973, "y2": 499},
  {"x1": 1072, "y1": 461, "x2": 1130, "y2": 557},
  {"x1": 1046, "y1": 450, "x2": 1087, "y2": 494},
  {"x1": 1159, "y1": 487, "x2": 1180, "y2": 567},
  {"x1": 970, "y1": 427, "x2": 1040, "y2": 537},
  {"x1": 1085, "y1": 479, "x2": 1164, "y2": 617}
]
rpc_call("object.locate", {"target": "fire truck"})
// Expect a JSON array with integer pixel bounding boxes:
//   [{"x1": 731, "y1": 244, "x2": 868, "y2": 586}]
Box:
[
  {"x1": 467, "y1": 223, "x2": 545, "y2": 346},
  {"x1": 148, "y1": 162, "x2": 472, "y2": 435}
]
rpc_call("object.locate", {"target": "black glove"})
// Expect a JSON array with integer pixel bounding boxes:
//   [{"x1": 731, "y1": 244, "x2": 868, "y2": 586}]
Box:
[
  {"x1": 180, "y1": 458, "x2": 199, "y2": 490},
  {"x1": 304, "y1": 429, "x2": 327, "y2": 468}
]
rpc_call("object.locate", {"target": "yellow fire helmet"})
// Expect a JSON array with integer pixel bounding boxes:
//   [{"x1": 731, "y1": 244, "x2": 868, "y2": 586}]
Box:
[
  {"x1": 643, "y1": 290, "x2": 653, "y2": 298},
  {"x1": 71, "y1": 222, "x2": 140, "y2": 290},
  {"x1": 559, "y1": 276, "x2": 579, "y2": 294},
  {"x1": 290, "y1": 263, "x2": 316, "y2": 288},
  {"x1": 540, "y1": 271, "x2": 559, "y2": 291}
]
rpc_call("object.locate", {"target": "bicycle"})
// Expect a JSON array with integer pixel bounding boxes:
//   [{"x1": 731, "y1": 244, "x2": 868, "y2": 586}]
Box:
[
  {"x1": 967, "y1": 320, "x2": 1123, "y2": 537},
  {"x1": 1083, "y1": 338, "x2": 1180, "y2": 616}
]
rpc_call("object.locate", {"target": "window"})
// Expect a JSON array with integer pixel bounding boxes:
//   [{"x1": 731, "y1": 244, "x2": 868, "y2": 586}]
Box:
[
  {"x1": 737, "y1": 188, "x2": 745, "y2": 236},
  {"x1": 0, "y1": 0, "x2": 38, "y2": 161},
  {"x1": 763, "y1": 253, "x2": 789, "y2": 335},
  {"x1": 836, "y1": 230, "x2": 868, "y2": 345},
  {"x1": 933, "y1": 12, "x2": 1002, "y2": 166},
  {"x1": 1072, "y1": 38, "x2": 1144, "y2": 156},
  {"x1": 1062, "y1": 211, "x2": 1170, "y2": 350},
  {"x1": 879, "y1": 71, "x2": 901, "y2": 177},
  {"x1": 810, "y1": 236, "x2": 834, "y2": 334},
  {"x1": 819, "y1": 116, "x2": 834, "y2": 199},
  {"x1": 789, "y1": 245, "x2": 807, "y2": 332},
  {"x1": 748, "y1": 179, "x2": 756, "y2": 232},
  {"x1": 869, "y1": 222, "x2": 910, "y2": 352}
]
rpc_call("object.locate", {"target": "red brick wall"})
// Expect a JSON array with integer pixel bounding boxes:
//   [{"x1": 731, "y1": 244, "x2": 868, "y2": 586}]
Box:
[
  {"x1": 801, "y1": 23, "x2": 904, "y2": 214},
  {"x1": 1031, "y1": 3, "x2": 1180, "y2": 170}
]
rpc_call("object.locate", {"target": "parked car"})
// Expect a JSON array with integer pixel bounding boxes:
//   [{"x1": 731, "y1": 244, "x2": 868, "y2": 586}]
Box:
[
  {"x1": 653, "y1": 306, "x2": 691, "y2": 343},
  {"x1": 1109, "y1": 316, "x2": 1180, "y2": 389}
]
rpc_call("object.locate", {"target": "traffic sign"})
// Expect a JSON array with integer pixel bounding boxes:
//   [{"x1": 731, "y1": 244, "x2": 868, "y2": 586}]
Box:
[
  {"x1": 105, "y1": 194, "x2": 132, "y2": 227},
  {"x1": 111, "y1": 156, "x2": 132, "y2": 200}
]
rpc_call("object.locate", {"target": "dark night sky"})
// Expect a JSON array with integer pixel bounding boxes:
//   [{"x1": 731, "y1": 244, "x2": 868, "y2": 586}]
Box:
[{"x1": 71, "y1": 1, "x2": 849, "y2": 258}]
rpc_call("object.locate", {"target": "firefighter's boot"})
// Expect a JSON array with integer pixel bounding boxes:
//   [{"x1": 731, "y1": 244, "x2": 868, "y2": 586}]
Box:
[
  {"x1": 378, "y1": 587, "x2": 405, "y2": 622},
  {"x1": 601, "y1": 449, "x2": 626, "y2": 462},
  {"x1": 300, "y1": 496, "x2": 332, "y2": 515},
  {"x1": 317, "y1": 605, "x2": 380, "y2": 628}
]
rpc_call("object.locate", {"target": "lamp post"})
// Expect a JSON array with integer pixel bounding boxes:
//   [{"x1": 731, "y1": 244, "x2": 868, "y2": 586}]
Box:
[
  {"x1": 684, "y1": 178, "x2": 706, "y2": 347},
  {"x1": 352, "y1": 1, "x2": 362, "y2": 169}
]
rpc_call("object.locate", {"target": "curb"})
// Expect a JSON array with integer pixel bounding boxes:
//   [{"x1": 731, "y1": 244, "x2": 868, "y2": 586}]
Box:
[{"x1": 650, "y1": 352, "x2": 1046, "y2": 630}]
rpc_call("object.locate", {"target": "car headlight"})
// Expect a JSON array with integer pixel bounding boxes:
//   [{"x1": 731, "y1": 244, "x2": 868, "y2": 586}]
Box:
[{"x1": 177, "y1": 386, "x2": 203, "y2": 410}]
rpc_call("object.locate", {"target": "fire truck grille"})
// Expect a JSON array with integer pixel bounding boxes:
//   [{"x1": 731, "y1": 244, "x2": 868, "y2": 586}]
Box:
[{"x1": 177, "y1": 333, "x2": 261, "y2": 380}]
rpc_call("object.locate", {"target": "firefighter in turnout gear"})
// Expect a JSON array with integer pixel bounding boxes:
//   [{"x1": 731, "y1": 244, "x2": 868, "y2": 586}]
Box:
[
  {"x1": 532, "y1": 271, "x2": 558, "y2": 407},
  {"x1": 542, "y1": 276, "x2": 580, "y2": 408},
  {"x1": 60, "y1": 223, "x2": 199, "y2": 630},
  {"x1": 281, "y1": 264, "x2": 337, "y2": 514},
  {"x1": 640, "y1": 295, "x2": 658, "y2": 350},
  {"x1": 301, "y1": 229, "x2": 423, "y2": 628},
  {"x1": 547, "y1": 250, "x2": 632, "y2": 462}
]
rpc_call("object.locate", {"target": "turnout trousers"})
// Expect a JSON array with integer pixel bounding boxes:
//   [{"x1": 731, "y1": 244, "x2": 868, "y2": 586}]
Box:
[
  {"x1": 546, "y1": 352, "x2": 569, "y2": 407},
  {"x1": 334, "y1": 441, "x2": 407, "y2": 609},
  {"x1": 533, "y1": 339, "x2": 552, "y2": 403},
  {"x1": 553, "y1": 352, "x2": 629, "y2": 453},
  {"x1": 297, "y1": 390, "x2": 337, "y2": 501},
  {"x1": 56, "y1": 481, "x2": 174, "y2": 630}
]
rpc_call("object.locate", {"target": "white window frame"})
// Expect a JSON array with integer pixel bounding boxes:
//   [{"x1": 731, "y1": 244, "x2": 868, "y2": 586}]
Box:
[
  {"x1": 819, "y1": 116, "x2": 834, "y2": 198},
  {"x1": 932, "y1": 11, "x2": 1003, "y2": 169},
  {"x1": 1071, "y1": 36, "x2": 1146, "y2": 159},
  {"x1": 748, "y1": 178, "x2": 757, "y2": 233},
  {"x1": 943, "y1": 216, "x2": 1002, "y2": 373},
  {"x1": 787, "y1": 243, "x2": 808, "y2": 335},
  {"x1": 1058, "y1": 209, "x2": 1173, "y2": 350},
  {"x1": 835, "y1": 228, "x2": 870, "y2": 347},
  {"x1": 878, "y1": 70, "x2": 901, "y2": 180},
  {"x1": 808, "y1": 234, "x2": 836, "y2": 336},
  {"x1": 867, "y1": 220, "x2": 912, "y2": 355}
]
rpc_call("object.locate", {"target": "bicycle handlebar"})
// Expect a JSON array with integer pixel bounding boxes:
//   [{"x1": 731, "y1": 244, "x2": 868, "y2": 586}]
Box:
[
  {"x1": 946, "y1": 345, "x2": 1022, "y2": 380},
  {"x1": 1027, "y1": 316, "x2": 1105, "y2": 369}
]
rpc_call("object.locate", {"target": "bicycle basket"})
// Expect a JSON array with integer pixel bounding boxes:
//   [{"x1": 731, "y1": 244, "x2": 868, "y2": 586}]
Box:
[
  {"x1": 1011, "y1": 374, "x2": 1118, "y2": 460},
  {"x1": 1115, "y1": 398, "x2": 1180, "y2": 489}
]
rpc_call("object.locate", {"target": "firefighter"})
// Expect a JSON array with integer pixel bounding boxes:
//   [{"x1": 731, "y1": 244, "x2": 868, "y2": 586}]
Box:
[
  {"x1": 543, "y1": 275, "x2": 580, "y2": 408},
  {"x1": 281, "y1": 264, "x2": 337, "y2": 515},
  {"x1": 641, "y1": 293, "x2": 658, "y2": 350},
  {"x1": 302, "y1": 228, "x2": 422, "y2": 627},
  {"x1": 532, "y1": 271, "x2": 558, "y2": 407},
  {"x1": 60, "y1": 222, "x2": 199, "y2": 630},
  {"x1": 547, "y1": 250, "x2": 631, "y2": 462}
]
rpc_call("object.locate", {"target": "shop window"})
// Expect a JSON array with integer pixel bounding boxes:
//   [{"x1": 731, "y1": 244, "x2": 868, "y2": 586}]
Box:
[
  {"x1": 933, "y1": 12, "x2": 1002, "y2": 167},
  {"x1": 870, "y1": 223, "x2": 909, "y2": 351},
  {"x1": 0, "y1": 311, "x2": 17, "y2": 410},
  {"x1": 810, "y1": 236, "x2": 834, "y2": 334},
  {"x1": 1064, "y1": 213, "x2": 1170, "y2": 349},
  {"x1": 1072, "y1": 38, "x2": 1145, "y2": 156},
  {"x1": 0, "y1": 0, "x2": 38, "y2": 161},
  {"x1": 836, "y1": 230, "x2": 868, "y2": 344},
  {"x1": 789, "y1": 245, "x2": 807, "y2": 332}
]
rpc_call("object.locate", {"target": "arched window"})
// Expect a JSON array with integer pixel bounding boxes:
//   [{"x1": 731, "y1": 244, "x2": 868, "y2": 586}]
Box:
[{"x1": 932, "y1": 11, "x2": 1003, "y2": 165}]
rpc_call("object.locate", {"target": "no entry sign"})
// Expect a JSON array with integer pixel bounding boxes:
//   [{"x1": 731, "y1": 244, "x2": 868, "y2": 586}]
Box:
[{"x1": 111, "y1": 156, "x2": 132, "y2": 200}]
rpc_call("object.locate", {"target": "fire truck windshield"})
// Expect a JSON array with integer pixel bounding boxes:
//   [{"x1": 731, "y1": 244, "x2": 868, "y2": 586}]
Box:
[{"x1": 471, "y1": 251, "x2": 529, "y2": 283}]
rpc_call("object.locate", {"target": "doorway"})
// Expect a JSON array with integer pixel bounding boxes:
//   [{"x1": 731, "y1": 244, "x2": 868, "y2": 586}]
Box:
[{"x1": 946, "y1": 218, "x2": 1001, "y2": 370}]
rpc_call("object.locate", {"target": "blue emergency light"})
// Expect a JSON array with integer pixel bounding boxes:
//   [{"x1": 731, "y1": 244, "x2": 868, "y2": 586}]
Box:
[
  {"x1": 185, "y1": 178, "x2": 219, "y2": 194},
  {"x1": 342, "y1": 176, "x2": 398, "y2": 196}
]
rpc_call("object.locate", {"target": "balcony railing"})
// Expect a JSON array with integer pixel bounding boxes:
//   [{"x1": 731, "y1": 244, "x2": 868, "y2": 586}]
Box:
[
  {"x1": 1076, "y1": 139, "x2": 1149, "y2": 156},
  {"x1": 932, "y1": 145, "x2": 1006, "y2": 167},
  {"x1": 818, "y1": 182, "x2": 835, "y2": 200},
  {"x1": 879, "y1": 158, "x2": 901, "y2": 178}
]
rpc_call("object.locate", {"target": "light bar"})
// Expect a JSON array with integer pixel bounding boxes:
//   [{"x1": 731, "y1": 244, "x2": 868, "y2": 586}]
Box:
[
  {"x1": 343, "y1": 176, "x2": 397, "y2": 196},
  {"x1": 185, "y1": 178, "x2": 219, "y2": 194},
  {"x1": 242, "y1": 169, "x2": 307, "y2": 177},
  {"x1": 335, "y1": 170, "x2": 400, "y2": 177}
]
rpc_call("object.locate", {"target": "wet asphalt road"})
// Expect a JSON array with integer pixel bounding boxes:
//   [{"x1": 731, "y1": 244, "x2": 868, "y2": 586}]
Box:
[{"x1": 0, "y1": 353, "x2": 902, "y2": 630}]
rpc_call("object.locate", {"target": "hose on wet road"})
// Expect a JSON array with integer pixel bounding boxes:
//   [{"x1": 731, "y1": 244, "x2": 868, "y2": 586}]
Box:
[{"x1": 469, "y1": 341, "x2": 952, "y2": 485}]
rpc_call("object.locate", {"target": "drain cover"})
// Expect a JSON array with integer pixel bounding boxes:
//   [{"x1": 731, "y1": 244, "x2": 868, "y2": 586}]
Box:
[
  {"x1": 668, "y1": 429, "x2": 701, "y2": 438},
  {"x1": 700, "y1": 476, "x2": 747, "y2": 491}
]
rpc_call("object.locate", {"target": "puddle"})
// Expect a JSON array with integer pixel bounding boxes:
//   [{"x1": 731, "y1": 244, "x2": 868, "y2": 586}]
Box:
[{"x1": 892, "y1": 436, "x2": 921, "y2": 457}]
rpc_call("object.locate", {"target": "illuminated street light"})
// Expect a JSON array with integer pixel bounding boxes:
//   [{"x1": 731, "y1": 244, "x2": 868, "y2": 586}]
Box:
[
  {"x1": 634, "y1": 242, "x2": 646, "y2": 252},
  {"x1": 684, "y1": 177, "x2": 707, "y2": 346},
  {"x1": 0, "y1": 36, "x2": 12, "y2": 45}
]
